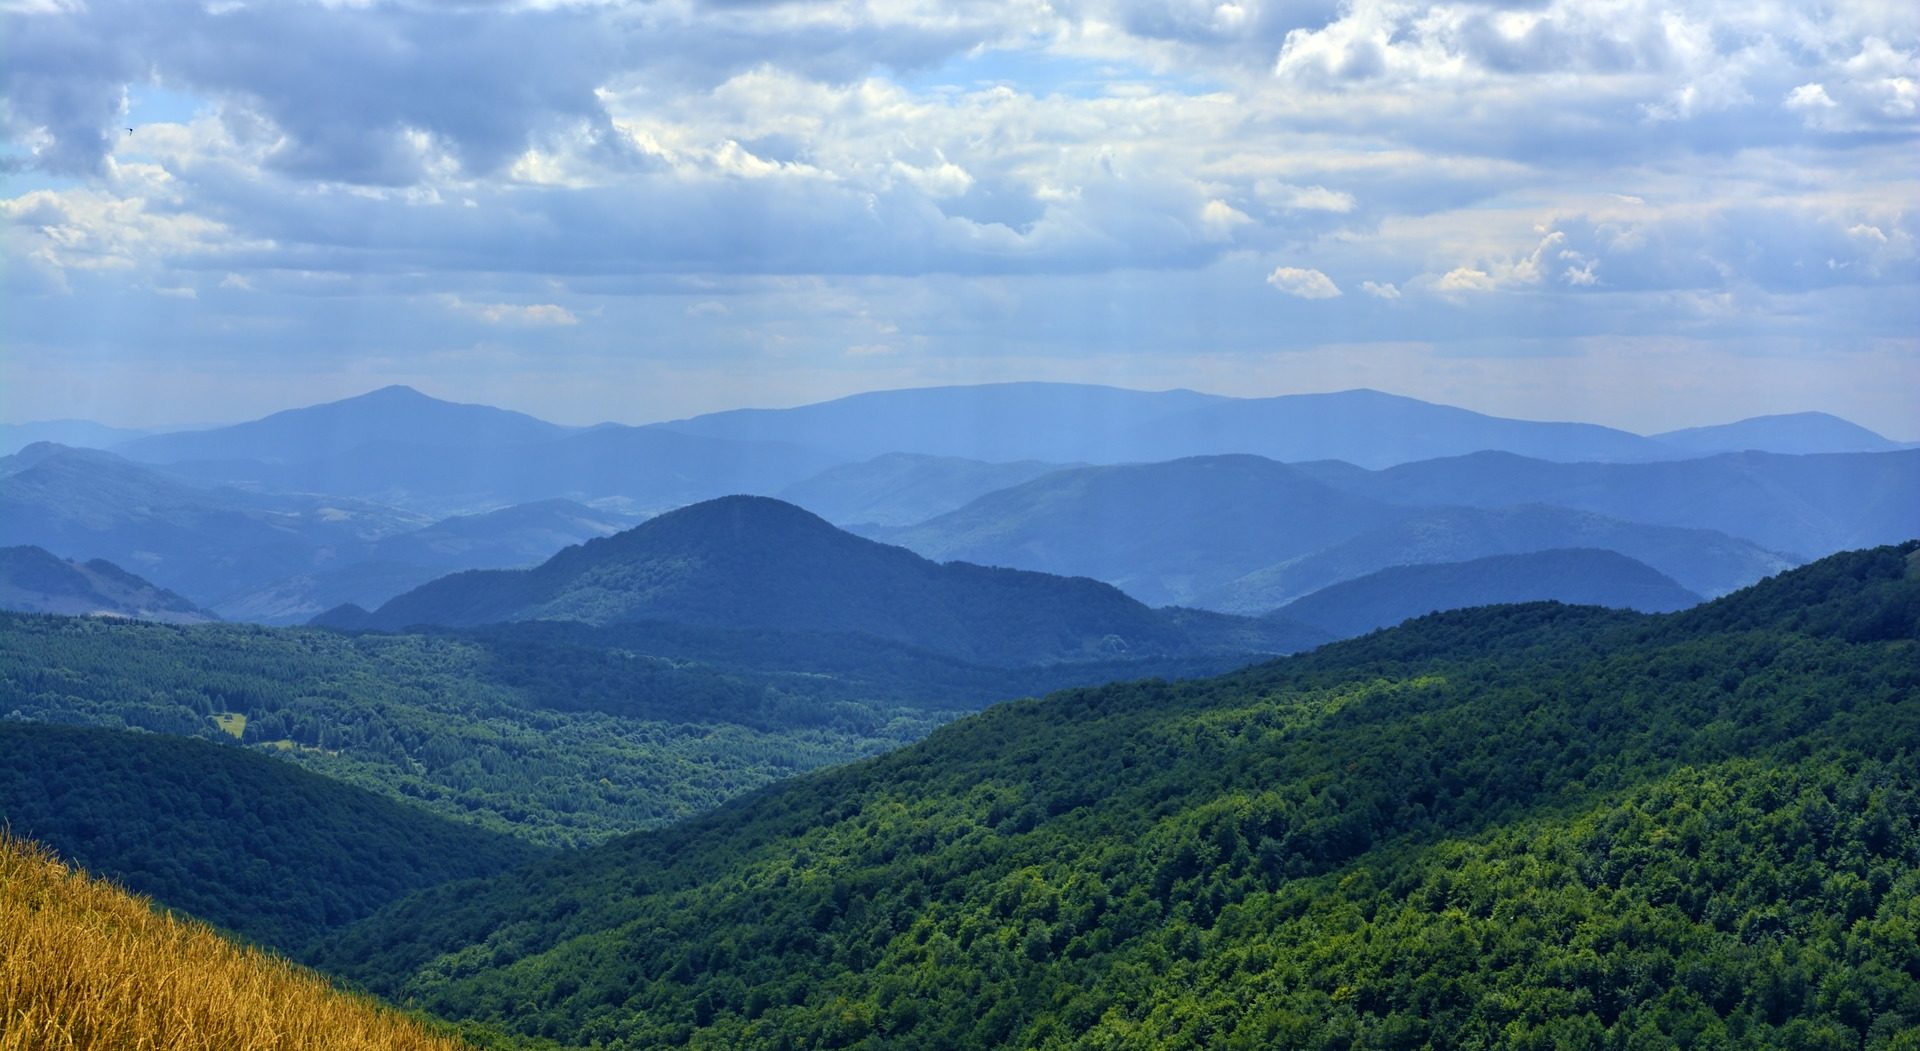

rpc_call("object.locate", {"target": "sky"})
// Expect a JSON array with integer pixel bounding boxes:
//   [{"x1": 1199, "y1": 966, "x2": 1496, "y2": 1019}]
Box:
[{"x1": 2, "y1": 0, "x2": 1916, "y2": 437}]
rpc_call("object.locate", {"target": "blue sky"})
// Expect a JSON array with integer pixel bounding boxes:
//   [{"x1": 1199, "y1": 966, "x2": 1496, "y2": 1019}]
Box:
[{"x1": 2, "y1": 0, "x2": 1916, "y2": 437}]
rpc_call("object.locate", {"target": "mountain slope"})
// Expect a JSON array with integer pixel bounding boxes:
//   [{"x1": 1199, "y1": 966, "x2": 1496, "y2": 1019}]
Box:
[
  {"x1": 1200, "y1": 503, "x2": 1794, "y2": 612},
  {"x1": 309, "y1": 543, "x2": 1920, "y2": 1049},
  {"x1": 346, "y1": 495, "x2": 1321, "y2": 664},
  {"x1": 0, "y1": 546, "x2": 218, "y2": 623},
  {"x1": 0, "y1": 830, "x2": 468, "y2": 1051},
  {"x1": 659, "y1": 382, "x2": 1676, "y2": 467},
  {"x1": 1298, "y1": 448, "x2": 1920, "y2": 559},
  {"x1": 0, "y1": 722, "x2": 545, "y2": 952},
  {"x1": 0, "y1": 444, "x2": 428, "y2": 610},
  {"x1": 1655, "y1": 411, "x2": 1905, "y2": 455},
  {"x1": 779, "y1": 453, "x2": 1069, "y2": 527},
  {"x1": 878, "y1": 455, "x2": 1408, "y2": 607},
  {"x1": 0, "y1": 418, "x2": 149, "y2": 456},
  {"x1": 115, "y1": 384, "x2": 570, "y2": 465},
  {"x1": 1127, "y1": 388, "x2": 1663, "y2": 467},
  {"x1": 1271, "y1": 548, "x2": 1702, "y2": 638}
]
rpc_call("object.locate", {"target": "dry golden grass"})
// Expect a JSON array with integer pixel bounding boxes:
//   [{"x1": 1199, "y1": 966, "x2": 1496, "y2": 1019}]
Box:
[{"x1": 0, "y1": 830, "x2": 469, "y2": 1051}]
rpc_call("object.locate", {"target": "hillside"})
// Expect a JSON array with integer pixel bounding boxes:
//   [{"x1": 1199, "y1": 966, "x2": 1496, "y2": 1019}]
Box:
[
  {"x1": 1200, "y1": 503, "x2": 1792, "y2": 613},
  {"x1": 779, "y1": 453, "x2": 1068, "y2": 527},
  {"x1": 0, "y1": 443, "x2": 429, "y2": 611},
  {"x1": 1271, "y1": 548, "x2": 1702, "y2": 638},
  {"x1": 309, "y1": 543, "x2": 1920, "y2": 1049},
  {"x1": 0, "y1": 609, "x2": 1263, "y2": 848},
  {"x1": 0, "y1": 722, "x2": 544, "y2": 951},
  {"x1": 878, "y1": 455, "x2": 1406, "y2": 607},
  {"x1": 0, "y1": 830, "x2": 468, "y2": 1051},
  {"x1": 0, "y1": 545, "x2": 218, "y2": 623},
  {"x1": 1298, "y1": 449, "x2": 1920, "y2": 559},
  {"x1": 343, "y1": 495, "x2": 1321, "y2": 664},
  {"x1": 1655, "y1": 411, "x2": 1905, "y2": 455}
]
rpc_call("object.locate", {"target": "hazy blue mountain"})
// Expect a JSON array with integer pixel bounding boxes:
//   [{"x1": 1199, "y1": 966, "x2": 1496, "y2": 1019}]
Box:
[
  {"x1": 1654, "y1": 411, "x2": 1905, "y2": 455},
  {"x1": 655, "y1": 382, "x2": 1224, "y2": 463},
  {"x1": 778, "y1": 453, "x2": 1070, "y2": 527},
  {"x1": 0, "y1": 443, "x2": 428, "y2": 611},
  {"x1": 335, "y1": 495, "x2": 1325, "y2": 665},
  {"x1": 115, "y1": 385, "x2": 572, "y2": 465},
  {"x1": 659, "y1": 383, "x2": 1675, "y2": 467},
  {"x1": 216, "y1": 499, "x2": 642, "y2": 625},
  {"x1": 1271, "y1": 548, "x2": 1702, "y2": 638},
  {"x1": 1201, "y1": 504, "x2": 1796, "y2": 612},
  {"x1": 0, "y1": 546, "x2": 218, "y2": 624},
  {"x1": 155, "y1": 421, "x2": 838, "y2": 518},
  {"x1": 1126, "y1": 388, "x2": 1664, "y2": 467},
  {"x1": 876, "y1": 455, "x2": 1408, "y2": 607},
  {"x1": 1295, "y1": 449, "x2": 1920, "y2": 559},
  {"x1": 0, "y1": 419, "x2": 151, "y2": 456}
]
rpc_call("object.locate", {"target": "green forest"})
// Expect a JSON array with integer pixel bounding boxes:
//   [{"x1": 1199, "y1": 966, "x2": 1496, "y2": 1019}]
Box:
[
  {"x1": 0, "y1": 613, "x2": 1246, "y2": 846},
  {"x1": 301, "y1": 544, "x2": 1920, "y2": 1049}
]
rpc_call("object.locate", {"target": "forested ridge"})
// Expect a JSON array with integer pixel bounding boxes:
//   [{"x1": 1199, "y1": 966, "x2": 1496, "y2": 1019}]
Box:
[
  {"x1": 306, "y1": 543, "x2": 1920, "y2": 1050},
  {"x1": 0, "y1": 612, "x2": 1255, "y2": 846}
]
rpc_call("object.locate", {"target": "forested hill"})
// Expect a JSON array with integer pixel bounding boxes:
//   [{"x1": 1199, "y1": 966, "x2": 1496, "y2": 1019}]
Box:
[
  {"x1": 312, "y1": 542, "x2": 1920, "y2": 1050},
  {"x1": 333, "y1": 495, "x2": 1323, "y2": 664},
  {"x1": 0, "y1": 722, "x2": 544, "y2": 952}
]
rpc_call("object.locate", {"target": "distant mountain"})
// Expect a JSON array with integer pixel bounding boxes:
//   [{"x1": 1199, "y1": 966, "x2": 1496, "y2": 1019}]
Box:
[
  {"x1": 0, "y1": 419, "x2": 150, "y2": 456},
  {"x1": 114, "y1": 385, "x2": 572, "y2": 465},
  {"x1": 1655, "y1": 412, "x2": 1905, "y2": 456},
  {"x1": 0, "y1": 444, "x2": 428, "y2": 610},
  {"x1": 0, "y1": 721, "x2": 544, "y2": 953},
  {"x1": 1125, "y1": 388, "x2": 1663, "y2": 467},
  {"x1": 658, "y1": 383, "x2": 1673, "y2": 467},
  {"x1": 779, "y1": 453, "x2": 1070, "y2": 527},
  {"x1": 0, "y1": 546, "x2": 217, "y2": 623},
  {"x1": 1271, "y1": 548, "x2": 1702, "y2": 638},
  {"x1": 154, "y1": 419, "x2": 839, "y2": 518},
  {"x1": 1200, "y1": 504, "x2": 1795, "y2": 613},
  {"x1": 215, "y1": 499, "x2": 641, "y2": 625},
  {"x1": 334, "y1": 495, "x2": 1323, "y2": 665},
  {"x1": 656, "y1": 382, "x2": 1223, "y2": 463},
  {"x1": 1296, "y1": 449, "x2": 1920, "y2": 559},
  {"x1": 876, "y1": 455, "x2": 1407, "y2": 607}
]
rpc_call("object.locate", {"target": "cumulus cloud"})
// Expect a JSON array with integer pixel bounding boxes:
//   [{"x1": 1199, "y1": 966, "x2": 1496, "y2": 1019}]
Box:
[
  {"x1": 1361, "y1": 280, "x2": 1400, "y2": 300},
  {"x1": 1267, "y1": 266, "x2": 1341, "y2": 298}
]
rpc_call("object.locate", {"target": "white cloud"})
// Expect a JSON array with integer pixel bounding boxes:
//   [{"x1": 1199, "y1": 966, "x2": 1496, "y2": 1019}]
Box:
[
  {"x1": 440, "y1": 296, "x2": 580, "y2": 326},
  {"x1": 1266, "y1": 266, "x2": 1341, "y2": 299},
  {"x1": 1360, "y1": 280, "x2": 1399, "y2": 300}
]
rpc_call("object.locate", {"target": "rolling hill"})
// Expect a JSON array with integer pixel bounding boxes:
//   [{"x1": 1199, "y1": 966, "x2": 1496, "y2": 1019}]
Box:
[
  {"x1": 1269, "y1": 548, "x2": 1702, "y2": 638},
  {"x1": 307, "y1": 543, "x2": 1920, "y2": 1049},
  {"x1": 876, "y1": 455, "x2": 1407, "y2": 607},
  {"x1": 335, "y1": 495, "x2": 1324, "y2": 664},
  {"x1": 0, "y1": 545, "x2": 218, "y2": 623},
  {"x1": 1296, "y1": 449, "x2": 1920, "y2": 559},
  {"x1": 778, "y1": 453, "x2": 1069, "y2": 528},
  {"x1": 1654, "y1": 411, "x2": 1907, "y2": 456},
  {"x1": 1198, "y1": 503, "x2": 1795, "y2": 613}
]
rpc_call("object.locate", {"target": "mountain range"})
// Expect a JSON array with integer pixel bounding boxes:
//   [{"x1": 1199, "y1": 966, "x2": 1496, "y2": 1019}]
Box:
[{"x1": 322, "y1": 495, "x2": 1325, "y2": 665}]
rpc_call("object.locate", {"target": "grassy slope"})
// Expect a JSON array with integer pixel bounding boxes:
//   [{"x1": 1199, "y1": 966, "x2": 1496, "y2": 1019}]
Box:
[{"x1": 0, "y1": 830, "x2": 470, "y2": 1051}]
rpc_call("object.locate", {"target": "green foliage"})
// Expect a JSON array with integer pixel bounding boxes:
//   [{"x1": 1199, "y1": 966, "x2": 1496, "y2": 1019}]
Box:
[
  {"x1": 309, "y1": 543, "x2": 1920, "y2": 1049},
  {"x1": 0, "y1": 722, "x2": 544, "y2": 952},
  {"x1": 0, "y1": 612, "x2": 1248, "y2": 848}
]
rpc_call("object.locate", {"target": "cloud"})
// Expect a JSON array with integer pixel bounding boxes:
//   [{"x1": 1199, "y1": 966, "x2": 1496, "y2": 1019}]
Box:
[
  {"x1": 1361, "y1": 280, "x2": 1400, "y2": 300},
  {"x1": 1267, "y1": 266, "x2": 1341, "y2": 299},
  {"x1": 441, "y1": 296, "x2": 579, "y2": 327}
]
